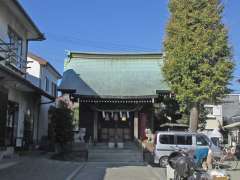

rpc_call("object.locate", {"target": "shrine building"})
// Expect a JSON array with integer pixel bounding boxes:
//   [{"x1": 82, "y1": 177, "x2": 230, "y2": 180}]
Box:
[{"x1": 59, "y1": 52, "x2": 170, "y2": 143}]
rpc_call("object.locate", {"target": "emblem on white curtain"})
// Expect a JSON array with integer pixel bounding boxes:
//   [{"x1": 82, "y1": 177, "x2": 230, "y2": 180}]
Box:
[
  {"x1": 113, "y1": 112, "x2": 119, "y2": 121},
  {"x1": 120, "y1": 111, "x2": 123, "y2": 118},
  {"x1": 105, "y1": 112, "x2": 110, "y2": 121},
  {"x1": 102, "y1": 111, "x2": 106, "y2": 119},
  {"x1": 127, "y1": 111, "x2": 130, "y2": 118}
]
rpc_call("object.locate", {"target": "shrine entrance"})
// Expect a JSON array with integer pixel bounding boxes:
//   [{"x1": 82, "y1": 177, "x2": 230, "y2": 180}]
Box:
[
  {"x1": 76, "y1": 98, "x2": 155, "y2": 145},
  {"x1": 98, "y1": 111, "x2": 134, "y2": 142}
]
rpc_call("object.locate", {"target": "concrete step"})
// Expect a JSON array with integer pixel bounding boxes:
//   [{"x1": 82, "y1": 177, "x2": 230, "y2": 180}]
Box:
[
  {"x1": 89, "y1": 148, "x2": 141, "y2": 153},
  {"x1": 82, "y1": 142, "x2": 143, "y2": 162},
  {"x1": 88, "y1": 153, "x2": 143, "y2": 161},
  {"x1": 88, "y1": 149, "x2": 143, "y2": 162}
]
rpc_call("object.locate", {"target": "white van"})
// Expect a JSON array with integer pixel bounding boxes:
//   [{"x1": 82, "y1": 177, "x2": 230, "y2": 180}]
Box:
[{"x1": 153, "y1": 131, "x2": 221, "y2": 167}]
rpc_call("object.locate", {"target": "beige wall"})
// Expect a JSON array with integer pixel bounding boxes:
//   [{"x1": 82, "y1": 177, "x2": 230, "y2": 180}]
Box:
[{"x1": 205, "y1": 105, "x2": 223, "y2": 130}]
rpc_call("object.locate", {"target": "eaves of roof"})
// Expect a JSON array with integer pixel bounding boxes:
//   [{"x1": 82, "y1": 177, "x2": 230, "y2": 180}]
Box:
[
  {"x1": 0, "y1": 64, "x2": 55, "y2": 100},
  {"x1": 28, "y1": 53, "x2": 62, "y2": 79}
]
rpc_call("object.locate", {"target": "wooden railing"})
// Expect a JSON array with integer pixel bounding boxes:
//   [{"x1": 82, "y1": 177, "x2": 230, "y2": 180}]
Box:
[{"x1": 0, "y1": 38, "x2": 27, "y2": 74}]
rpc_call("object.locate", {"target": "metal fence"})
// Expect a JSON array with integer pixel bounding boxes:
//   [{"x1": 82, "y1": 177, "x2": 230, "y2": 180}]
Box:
[{"x1": 0, "y1": 37, "x2": 27, "y2": 74}]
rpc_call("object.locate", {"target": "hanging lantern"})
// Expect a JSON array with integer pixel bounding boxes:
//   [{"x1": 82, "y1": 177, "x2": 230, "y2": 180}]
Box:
[{"x1": 122, "y1": 112, "x2": 127, "y2": 121}]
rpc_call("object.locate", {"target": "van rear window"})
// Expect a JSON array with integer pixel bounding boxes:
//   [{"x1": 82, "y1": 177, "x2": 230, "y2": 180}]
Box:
[{"x1": 159, "y1": 135, "x2": 174, "y2": 144}]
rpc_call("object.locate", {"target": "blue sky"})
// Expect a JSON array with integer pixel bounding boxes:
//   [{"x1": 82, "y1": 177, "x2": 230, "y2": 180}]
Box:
[{"x1": 19, "y1": 0, "x2": 240, "y2": 92}]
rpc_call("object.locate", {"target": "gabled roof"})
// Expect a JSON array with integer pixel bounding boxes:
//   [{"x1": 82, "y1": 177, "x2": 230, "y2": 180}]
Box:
[
  {"x1": 28, "y1": 53, "x2": 62, "y2": 79},
  {"x1": 59, "y1": 52, "x2": 169, "y2": 98},
  {"x1": 2, "y1": 0, "x2": 45, "y2": 40}
]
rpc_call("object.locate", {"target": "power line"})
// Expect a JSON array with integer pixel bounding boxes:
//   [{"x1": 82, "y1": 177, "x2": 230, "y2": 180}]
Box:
[{"x1": 46, "y1": 32, "x2": 161, "y2": 52}]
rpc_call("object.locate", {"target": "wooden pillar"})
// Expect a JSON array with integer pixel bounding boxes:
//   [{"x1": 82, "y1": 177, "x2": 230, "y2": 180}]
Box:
[
  {"x1": 93, "y1": 111, "x2": 98, "y2": 142},
  {"x1": 134, "y1": 112, "x2": 139, "y2": 140},
  {"x1": 150, "y1": 105, "x2": 154, "y2": 132}
]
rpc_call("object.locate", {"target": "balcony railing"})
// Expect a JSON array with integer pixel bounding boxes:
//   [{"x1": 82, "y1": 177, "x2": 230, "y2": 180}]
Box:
[{"x1": 0, "y1": 38, "x2": 27, "y2": 74}]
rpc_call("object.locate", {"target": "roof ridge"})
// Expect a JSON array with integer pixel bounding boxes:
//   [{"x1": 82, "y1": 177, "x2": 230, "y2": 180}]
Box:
[{"x1": 68, "y1": 52, "x2": 163, "y2": 59}]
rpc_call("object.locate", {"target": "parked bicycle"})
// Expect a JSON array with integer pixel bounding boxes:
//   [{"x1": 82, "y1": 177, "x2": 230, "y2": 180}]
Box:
[
  {"x1": 168, "y1": 146, "x2": 210, "y2": 180},
  {"x1": 213, "y1": 145, "x2": 239, "y2": 170}
]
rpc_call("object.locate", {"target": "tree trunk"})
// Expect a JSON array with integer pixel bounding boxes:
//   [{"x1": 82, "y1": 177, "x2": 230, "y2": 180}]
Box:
[{"x1": 189, "y1": 103, "x2": 199, "y2": 132}]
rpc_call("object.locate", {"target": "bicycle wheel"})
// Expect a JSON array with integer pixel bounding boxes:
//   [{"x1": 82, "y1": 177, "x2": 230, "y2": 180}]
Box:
[{"x1": 224, "y1": 156, "x2": 239, "y2": 170}]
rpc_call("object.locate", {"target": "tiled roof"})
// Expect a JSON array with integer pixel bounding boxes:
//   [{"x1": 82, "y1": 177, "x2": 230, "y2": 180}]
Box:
[{"x1": 59, "y1": 52, "x2": 169, "y2": 98}]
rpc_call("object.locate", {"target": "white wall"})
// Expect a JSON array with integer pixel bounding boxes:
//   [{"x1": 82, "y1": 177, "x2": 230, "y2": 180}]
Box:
[
  {"x1": 38, "y1": 65, "x2": 59, "y2": 139},
  {"x1": 26, "y1": 57, "x2": 60, "y2": 141},
  {"x1": 27, "y1": 56, "x2": 60, "y2": 95},
  {"x1": 26, "y1": 56, "x2": 41, "y2": 87},
  {"x1": 40, "y1": 65, "x2": 59, "y2": 96}
]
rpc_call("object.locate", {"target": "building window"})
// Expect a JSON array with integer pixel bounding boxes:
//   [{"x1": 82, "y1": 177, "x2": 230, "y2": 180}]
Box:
[
  {"x1": 205, "y1": 107, "x2": 213, "y2": 115},
  {"x1": 8, "y1": 28, "x2": 23, "y2": 69},
  {"x1": 45, "y1": 77, "x2": 49, "y2": 92},
  {"x1": 51, "y1": 82, "x2": 57, "y2": 97}
]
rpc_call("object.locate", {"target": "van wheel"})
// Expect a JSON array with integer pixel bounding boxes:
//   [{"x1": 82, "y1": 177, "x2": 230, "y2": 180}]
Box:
[{"x1": 159, "y1": 156, "x2": 169, "y2": 167}]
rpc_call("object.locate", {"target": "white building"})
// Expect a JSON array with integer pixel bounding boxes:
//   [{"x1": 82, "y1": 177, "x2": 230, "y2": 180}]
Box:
[
  {"x1": 205, "y1": 94, "x2": 240, "y2": 129},
  {"x1": 27, "y1": 53, "x2": 61, "y2": 141},
  {"x1": 204, "y1": 104, "x2": 223, "y2": 130},
  {"x1": 205, "y1": 94, "x2": 240, "y2": 144},
  {"x1": 0, "y1": 0, "x2": 51, "y2": 150}
]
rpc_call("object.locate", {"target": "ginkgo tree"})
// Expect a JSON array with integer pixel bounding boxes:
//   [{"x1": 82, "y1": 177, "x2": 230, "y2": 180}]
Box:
[{"x1": 163, "y1": 0, "x2": 234, "y2": 131}]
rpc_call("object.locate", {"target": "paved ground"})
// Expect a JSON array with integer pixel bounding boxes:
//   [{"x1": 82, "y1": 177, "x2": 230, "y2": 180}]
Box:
[
  {"x1": 0, "y1": 158, "x2": 166, "y2": 180},
  {"x1": 0, "y1": 145, "x2": 239, "y2": 180},
  {"x1": 72, "y1": 142, "x2": 167, "y2": 180},
  {"x1": 227, "y1": 170, "x2": 239, "y2": 180},
  {"x1": 0, "y1": 155, "x2": 81, "y2": 180},
  {"x1": 226, "y1": 162, "x2": 240, "y2": 180},
  {"x1": 73, "y1": 162, "x2": 166, "y2": 180},
  {"x1": 1, "y1": 157, "x2": 240, "y2": 180}
]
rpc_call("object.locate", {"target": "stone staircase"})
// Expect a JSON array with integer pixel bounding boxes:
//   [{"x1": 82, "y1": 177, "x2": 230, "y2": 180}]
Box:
[{"x1": 88, "y1": 142, "x2": 143, "y2": 163}]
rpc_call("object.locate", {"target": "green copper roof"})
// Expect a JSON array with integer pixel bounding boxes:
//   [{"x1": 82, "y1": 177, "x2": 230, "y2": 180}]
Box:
[{"x1": 59, "y1": 52, "x2": 169, "y2": 98}]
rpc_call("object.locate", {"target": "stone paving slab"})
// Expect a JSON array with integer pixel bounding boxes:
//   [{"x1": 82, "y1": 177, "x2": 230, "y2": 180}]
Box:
[
  {"x1": 104, "y1": 165, "x2": 166, "y2": 180},
  {"x1": 226, "y1": 169, "x2": 240, "y2": 180},
  {"x1": 73, "y1": 162, "x2": 166, "y2": 180}
]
